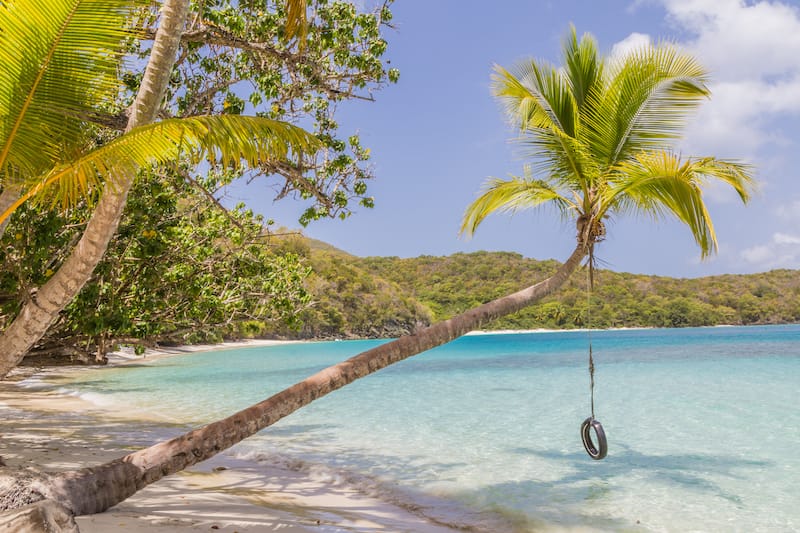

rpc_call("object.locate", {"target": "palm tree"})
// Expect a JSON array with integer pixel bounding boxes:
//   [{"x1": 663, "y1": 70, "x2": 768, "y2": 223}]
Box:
[
  {"x1": 462, "y1": 28, "x2": 753, "y2": 264},
  {"x1": 0, "y1": 0, "x2": 316, "y2": 378},
  {"x1": 1, "y1": 27, "x2": 755, "y2": 525}
]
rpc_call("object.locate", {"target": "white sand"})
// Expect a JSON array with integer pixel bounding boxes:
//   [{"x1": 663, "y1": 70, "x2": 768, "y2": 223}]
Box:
[{"x1": 0, "y1": 341, "x2": 469, "y2": 532}]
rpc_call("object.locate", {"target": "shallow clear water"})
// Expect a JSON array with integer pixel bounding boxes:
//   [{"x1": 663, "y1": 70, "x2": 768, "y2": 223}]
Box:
[{"x1": 50, "y1": 325, "x2": 800, "y2": 532}]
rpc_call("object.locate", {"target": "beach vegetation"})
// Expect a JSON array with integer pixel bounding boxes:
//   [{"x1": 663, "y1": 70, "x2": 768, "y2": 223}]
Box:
[
  {"x1": 0, "y1": 0, "x2": 398, "y2": 377},
  {"x1": 2, "y1": 172, "x2": 313, "y2": 364},
  {"x1": 0, "y1": 0, "x2": 316, "y2": 376}
]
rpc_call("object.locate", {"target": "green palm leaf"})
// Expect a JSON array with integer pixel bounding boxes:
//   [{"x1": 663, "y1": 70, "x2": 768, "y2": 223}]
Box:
[
  {"x1": 492, "y1": 61, "x2": 577, "y2": 137},
  {"x1": 461, "y1": 173, "x2": 573, "y2": 236},
  {"x1": 1, "y1": 115, "x2": 320, "y2": 223},
  {"x1": 562, "y1": 26, "x2": 604, "y2": 113},
  {"x1": 585, "y1": 44, "x2": 710, "y2": 166},
  {"x1": 493, "y1": 61, "x2": 594, "y2": 190},
  {"x1": 0, "y1": 0, "x2": 143, "y2": 180},
  {"x1": 519, "y1": 123, "x2": 600, "y2": 193},
  {"x1": 604, "y1": 152, "x2": 754, "y2": 257}
]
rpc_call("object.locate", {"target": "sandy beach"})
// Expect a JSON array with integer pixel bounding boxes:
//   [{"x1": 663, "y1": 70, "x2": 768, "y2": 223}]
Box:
[{"x1": 0, "y1": 341, "x2": 468, "y2": 532}]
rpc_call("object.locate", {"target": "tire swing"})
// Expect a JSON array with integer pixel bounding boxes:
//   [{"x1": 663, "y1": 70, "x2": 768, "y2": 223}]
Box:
[
  {"x1": 581, "y1": 252, "x2": 607, "y2": 460},
  {"x1": 580, "y1": 340, "x2": 607, "y2": 460}
]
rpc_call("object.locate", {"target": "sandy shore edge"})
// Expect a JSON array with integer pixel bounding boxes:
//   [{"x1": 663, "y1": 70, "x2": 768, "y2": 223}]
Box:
[{"x1": 1, "y1": 339, "x2": 468, "y2": 532}]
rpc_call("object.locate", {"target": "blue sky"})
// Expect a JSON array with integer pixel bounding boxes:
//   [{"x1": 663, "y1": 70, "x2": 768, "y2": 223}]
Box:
[{"x1": 228, "y1": 0, "x2": 800, "y2": 278}]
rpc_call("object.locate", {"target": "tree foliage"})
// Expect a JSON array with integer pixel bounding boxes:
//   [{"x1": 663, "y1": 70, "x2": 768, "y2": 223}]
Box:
[
  {"x1": 267, "y1": 235, "x2": 431, "y2": 339},
  {"x1": 129, "y1": 0, "x2": 398, "y2": 225},
  {"x1": 3, "y1": 0, "x2": 399, "y2": 224},
  {"x1": 1, "y1": 172, "x2": 311, "y2": 362},
  {"x1": 1, "y1": 0, "x2": 399, "y2": 364}
]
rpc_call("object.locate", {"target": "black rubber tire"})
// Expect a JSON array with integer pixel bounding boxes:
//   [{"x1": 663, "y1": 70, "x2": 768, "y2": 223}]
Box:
[{"x1": 581, "y1": 417, "x2": 608, "y2": 460}]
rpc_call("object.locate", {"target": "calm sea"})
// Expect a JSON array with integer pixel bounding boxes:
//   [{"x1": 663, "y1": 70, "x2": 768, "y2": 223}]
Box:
[{"x1": 46, "y1": 325, "x2": 800, "y2": 532}]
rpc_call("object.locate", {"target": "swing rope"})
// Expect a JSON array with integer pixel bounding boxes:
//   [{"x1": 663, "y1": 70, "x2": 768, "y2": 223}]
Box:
[
  {"x1": 580, "y1": 250, "x2": 607, "y2": 460},
  {"x1": 589, "y1": 342, "x2": 596, "y2": 419},
  {"x1": 587, "y1": 250, "x2": 596, "y2": 420}
]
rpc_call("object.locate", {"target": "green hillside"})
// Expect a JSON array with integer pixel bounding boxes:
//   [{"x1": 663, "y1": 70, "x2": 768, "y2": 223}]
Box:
[
  {"x1": 269, "y1": 232, "x2": 799, "y2": 336},
  {"x1": 354, "y1": 251, "x2": 800, "y2": 330},
  {"x1": 268, "y1": 235, "x2": 431, "y2": 339}
]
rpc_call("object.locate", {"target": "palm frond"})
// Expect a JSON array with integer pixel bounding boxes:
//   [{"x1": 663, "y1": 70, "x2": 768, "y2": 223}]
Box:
[
  {"x1": 585, "y1": 43, "x2": 710, "y2": 167},
  {"x1": 518, "y1": 124, "x2": 601, "y2": 194},
  {"x1": 494, "y1": 58, "x2": 600, "y2": 191},
  {"x1": 0, "y1": 0, "x2": 143, "y2": 180},
  {"x1": 603, "y1": 152, "x2": 754, "y2": 257},
  {"x1": 460, "y1": 173, "x2": 574, "y2": 236},
  {"x1": 1, "y1": 116, "x2": 320, "y2": 224},
  {"x1": 562, "y1": 25, "x2": 604, "y2": 113},
  {"x1": 686, "y1": 157, "x2": 755, "y2": 203},
  {"x1": 473, "y1": 28, "x2": 755, "y2": 258},
  {"x1": 492, "y1": 62, "x2": 577, "y2": 137}
]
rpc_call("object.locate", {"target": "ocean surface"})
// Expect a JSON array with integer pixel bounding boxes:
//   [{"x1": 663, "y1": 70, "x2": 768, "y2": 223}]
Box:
[{"x1": 43, "y1": 325, "x2": 800, "y2": 532}]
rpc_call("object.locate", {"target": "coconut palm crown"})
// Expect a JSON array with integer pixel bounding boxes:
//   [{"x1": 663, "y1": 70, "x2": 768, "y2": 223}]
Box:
[{"x1": 461, "y1": 28, "x2": 755, "y2": 259}]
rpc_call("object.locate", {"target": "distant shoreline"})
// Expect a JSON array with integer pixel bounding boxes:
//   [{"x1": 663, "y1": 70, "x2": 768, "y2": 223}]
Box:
[
  {"x1": 68, "y1": 322, "x2": 759, "y2": 369},
  {"x1": 465, "y1": 324, "x2": 744, "y2": 335},
  {"x1": 104, "y1": 337, "x2": 305, "y2": 366}
]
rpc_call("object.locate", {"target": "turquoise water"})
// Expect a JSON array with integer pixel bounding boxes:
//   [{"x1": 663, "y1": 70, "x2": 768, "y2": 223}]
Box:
[{"x1": 48, "y1": 326, "x2": 800, "y2": 532}]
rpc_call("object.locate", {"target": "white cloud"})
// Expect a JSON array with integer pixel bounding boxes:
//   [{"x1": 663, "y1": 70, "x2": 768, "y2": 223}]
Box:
[
  {"x1": 776, "y1": 200, "x2": 800, "y2": 220},
  {"x1": 653, "y1": 1, "x2": 800, "y2": 157},
  {"x1": 662, "y1": 0, "x2": 800, "y2": 79},
  {"x1": 773, "y1": 232, "x2": 800, "y2": 245},
  {"x1": 741, "y1": 244, "x2": 773, "y2": 264},
  {"x1": 681, "y1": 76, "x2": 800, "y2": 157},
  {"x1": 740, "y1": 232, "x2": 800, "y2": 269},
  {"x1": 610, "y1": 32, "x2": 652, "y2": 61}
]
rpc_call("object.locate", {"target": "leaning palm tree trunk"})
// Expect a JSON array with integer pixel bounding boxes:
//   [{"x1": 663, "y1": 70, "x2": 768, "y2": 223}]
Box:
[
  {"x1": 0, "y1": 0, "x2": 191, "y2": 379},
  {"x1": 40, "y1": 244, "x2": 586, "y2": 516}
]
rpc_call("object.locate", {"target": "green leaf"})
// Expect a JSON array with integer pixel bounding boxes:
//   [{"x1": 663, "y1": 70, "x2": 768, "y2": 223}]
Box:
[
  {"x1": 0, "y1": 0, "x2": 145, "y2": 179},
  {"x1": 2, "y1": 116, "x2": 320, "y2": 222}
]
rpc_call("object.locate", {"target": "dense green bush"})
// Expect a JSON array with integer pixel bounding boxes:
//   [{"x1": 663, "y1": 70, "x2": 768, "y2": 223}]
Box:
[{"x1": 2, "y1": 173, "x2": 311, "y2": 362}]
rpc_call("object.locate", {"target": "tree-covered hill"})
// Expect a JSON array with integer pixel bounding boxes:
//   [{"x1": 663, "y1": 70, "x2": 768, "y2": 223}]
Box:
[
  {"x1": 267, "y1": 235, "x2": 431, "y2": 339},
  {"x1": 266, "y1": 235, "x2": 799, "y2": 337},
  {"x1": 351, "y1": 251, "x2": 800, "y2": 331},
  {"x1": 15, "y1": 224, "x2": 799, "y2": 365}
]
